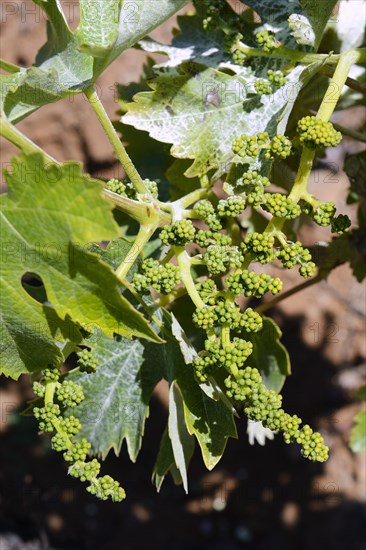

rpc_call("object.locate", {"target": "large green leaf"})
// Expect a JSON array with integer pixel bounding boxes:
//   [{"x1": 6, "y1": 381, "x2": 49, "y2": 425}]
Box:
[
  {"x1": 168, "y1": 382, "x2": 195, "y2": 492},
  {"x1": 122, "y1": 64, "x2": 305, "y2": 178},
  {"x1": 244, "y1": 317, "x2": 291, "y2": 392},
  {"x1": 1, "y1": 0, "x2": 190, "y2": 123},
  {"x1": 0, "y1": 154, "x2": 160, "y2": 378},
  {"x1": 68, "y1": 333, "x2": 164, "y2": 461}
]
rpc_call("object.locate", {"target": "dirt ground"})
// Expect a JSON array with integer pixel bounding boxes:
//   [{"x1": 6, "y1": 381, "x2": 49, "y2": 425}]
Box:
[{"x1": 1, "y1": 3, "x2": 365, "y2": 549}]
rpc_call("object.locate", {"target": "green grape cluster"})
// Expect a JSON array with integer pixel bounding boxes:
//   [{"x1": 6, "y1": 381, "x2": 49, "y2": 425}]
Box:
[
  {"x1": 106, "y1": 178, "x2": 137, "y2": 200},
  {"x1": 193, "y1": 353, "x2": 217, "y2": 383},
  {"x1": 226, "y1": 269, "x2": 283, "y2": 298},
  {"x1": 225, "y1": 367, "x2": 262, "y2": 401},
  {"x1": 142, "y1": 178, "x2": 159, "y2": 198},
  {"x1": 64, "y1": 439, "x2": 91, "y2": 462},
  {"x1": 254, "y1": 78, "x2": 273, "y2": 96},
  {"x1": 278, "y1": 241, "x2": 313, "y2": 270},
  {"x1": 331, "y1": 214, "x2": 351, "y2": 234},
  {"x1": 235, "y1": 171, "x2": 270, "y2": 207},
  {"x1": 56, "y1": 380, "x2": 85, "y2": 407},
  {"x1": 267, "y1": 69, "x2": 287, "y2": 88},
  {"x1": 238, "y1": 307, "x2": 263, "y2": 333},
  {"x1": 77, "y1": 348, "x2": 98, "y2": 373},
  {"x1": 195, "y1": 230, "x2": 232, "y2": 248},
  {"x1": 204, "y1": 245, "x2": 244, "y2": 275},
  {"x1": 192, "y1": 306, "x2": 218, "y2": 330},
  {"x1": 87, "y1": 476, "x2": 126, "y2": 502},
  {"x1": 214, "y1": 301, "x2": 242, "y2": 328},
  {"x1": 263, "y1": 193, "x2": 301, "y2": 219},
  {"x1": 133, "y1": 258, "x2": 180, "y2": 295},
  {"x1": 194, "y1": 199, "x2": 222, "y2": 230},
  {"x1": 217, "y1": 196, "x2": 247, "y2": 217},
  {"x1": 312, "y1": 202, "x2": 337, "y2": 226},
  {"x1": 42, "y1": 367, "x2": 60, "y2": 382},
  {"x1": 254, "y1": 70, "x2": 287, "y2": 97},
  {"x1": 33, "y1": 366, "x2": 125, "y2": 502},
  {"x1": 297, "y1": 116, "x2": 342, "y2": 149},
  {"x1": 34, "y1": 403, "x2": 61, "y2": 432},
  {"x1": 232, "y1": 132, "x2": 269, "y2": 158},
  {"x1": 225, "y1": 32, "x2": 247, "y2": 66},
  {"x1": 241, "y1": 232, "x2": 276, "y2": 264},
  {"x1": 255, "y1": 30, "x2": 281, "y2": 52},
  {"x1": 265, "y1": 134, "x2": 292, "y2": 159},
  {"x1": 196, "y1": 279, "x2": 218, "y2": 305},
  {"x1": 223, "y1": 368, "x2": 328, "y2": 461},
  {"x1": 279, "y1": 241, "x2": 316, "y2": 278},
  {"x1": 206, "y1": 337, "x2": 253, "y2": 369},
  {"x1": 160, "y1": 220, "x2": 196, "y2": 246},
  {"x1": 69, "y1": 459, "x2": 101, "y2": 482}
]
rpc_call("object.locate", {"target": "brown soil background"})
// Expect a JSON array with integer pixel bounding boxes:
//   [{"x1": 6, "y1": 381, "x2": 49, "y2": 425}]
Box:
[{"x1": 1, "y1": 3, "x2": 365, "y2": 549}]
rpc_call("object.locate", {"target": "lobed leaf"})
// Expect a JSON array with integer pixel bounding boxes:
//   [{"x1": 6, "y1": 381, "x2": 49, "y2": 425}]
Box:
[{"x1": 0, "y1": 154, "x2": 160, "y2": 378}]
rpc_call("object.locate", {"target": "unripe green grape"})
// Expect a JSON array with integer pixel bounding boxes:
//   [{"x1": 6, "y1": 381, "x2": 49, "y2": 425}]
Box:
[
  {"x1": 237, "y1": 307, "x2": 263, "y2": 332},
  {"x1": 241, "y1": 232, "x2": 275, "y2": 264},
  {"x1": 255, "y1": 30, "x2": 281, "y2": 52},
  {"x1": 34, "y1": 403, "x2": 61, "y2": 432},
  {"x1": 64, "y1": 438, "x2": 91, "y2": 463},
  {"x1": 42, "y1": 367, "x2": 60, "y2": 383},
  {"x1": 77, "y1": 349, "x2": 97, "y2": 373},
  {"x1": 254, "y1": 78, "x2": 273, "y2": 96},
  {"x1": 263, "y1": 193, "x2": 301, "y2": 219},
  {"x1": 265, "y1": 135, "x2": 292, "y2": 160},
  {"x1": 196, "y1": 279, "x2": 218, "y2": 305},
  {"x1": 160, "y1": 220, "x2": 195, "y2": 246},
  {"x1": 297, "y1": 116, "x2": 342, "y2": 148},
  {"x1": 56, "y1": 380, "x2": 84, "y2": 407},
  {"x1": 214, "y1": 301, "x2": 241, "y2": 328},
  {"x1": 192, "y1": 306, "x2": 218, "y2": 330},
  {"x1": 52, "y1": 433, "x2": 69, "y2": 452},
  {"x1": 217, "y1": 196, "x2": 247, "y2": 217},
  {"x1": 87, "y1": 475, "x2": 126, "y2": 502},
  {"x1": 32, "y1": 381, "x2": 45, "y2": 398},
  {"x1": 69, "y1": 459, "x2": 101, "y2": 482},
  {"x1": 60, "y1": 416, "x2": 82, "y2": 436},
  {"x1": 312, "y1": 202, "x2": 336, "y2": 226},
  {"x1": 142, "y1": 178, "x2": 159, "y2": 198},
  {"x1": 195, "y1": 230, "x2": 232, "y2": 248},
  {"x1": 267, "y1": 69, "x2": 287, "y2": 88}
]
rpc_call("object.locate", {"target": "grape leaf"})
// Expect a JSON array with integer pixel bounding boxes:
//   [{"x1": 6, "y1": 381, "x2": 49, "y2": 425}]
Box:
[
  {"x1": 244, "y1": 317, "x2": 291, "y2": 392},
  {"x1": 244, "y1": 0, "x2": 338, "y2": 49},
  {"x1": 0, "y1": 154, "x2": 160, "y2": 379},
  {"x1": 1, "y1": 0, "x2": 190, "y2": 123},
  {"x1": 152, "y1": 427, "x2": 182, "y2": 491},
  {"x1": 122, "y1": 64, "x2": 305, "y2": 178},
  {"x1": 161, "y1": 313, "x2": 238, "y2": 470},
  {"x1": 350, "y1": 408, "x2": 366, "y2": 453},
  {"x1": 168, "y1": 382, "x2": 195, "y2": 492},
  {"x1": 68, "y1": 332, "x2": 164, "y2": 461}
]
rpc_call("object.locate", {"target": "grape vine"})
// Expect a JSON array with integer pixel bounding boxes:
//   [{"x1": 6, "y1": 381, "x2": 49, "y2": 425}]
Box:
[{"x1": 0, "y1": 0, "x2": 365, "y2": 503}]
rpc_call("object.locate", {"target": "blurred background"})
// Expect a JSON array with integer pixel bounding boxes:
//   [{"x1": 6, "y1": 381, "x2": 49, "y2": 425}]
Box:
[{"x1": 1, "y1": 2, "x2": 365, "y2": 549}]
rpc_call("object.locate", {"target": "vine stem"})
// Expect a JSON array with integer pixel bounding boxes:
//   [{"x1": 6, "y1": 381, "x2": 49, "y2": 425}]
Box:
[
  {"x1": 0, "y1": 115, "x2": 56, "y2": 162},
  {"x1": 265, "y1": 48, "x2": 361, "y2": 237},
  {"x1": 115, "y1": 223, "x2": 157, "y2": 280},
  {"x1": 0, "y1": 58, "x2": 21, "y2": 73},
  {"x1": 237, "y1": 45, "x2": 366, "y2": 66},
  {"x1": 174, "y1": 246, "x2": 205, "y2": 309},
  {"x1": 84, "y1": 87, "x2": 149, "y2": 196}
]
